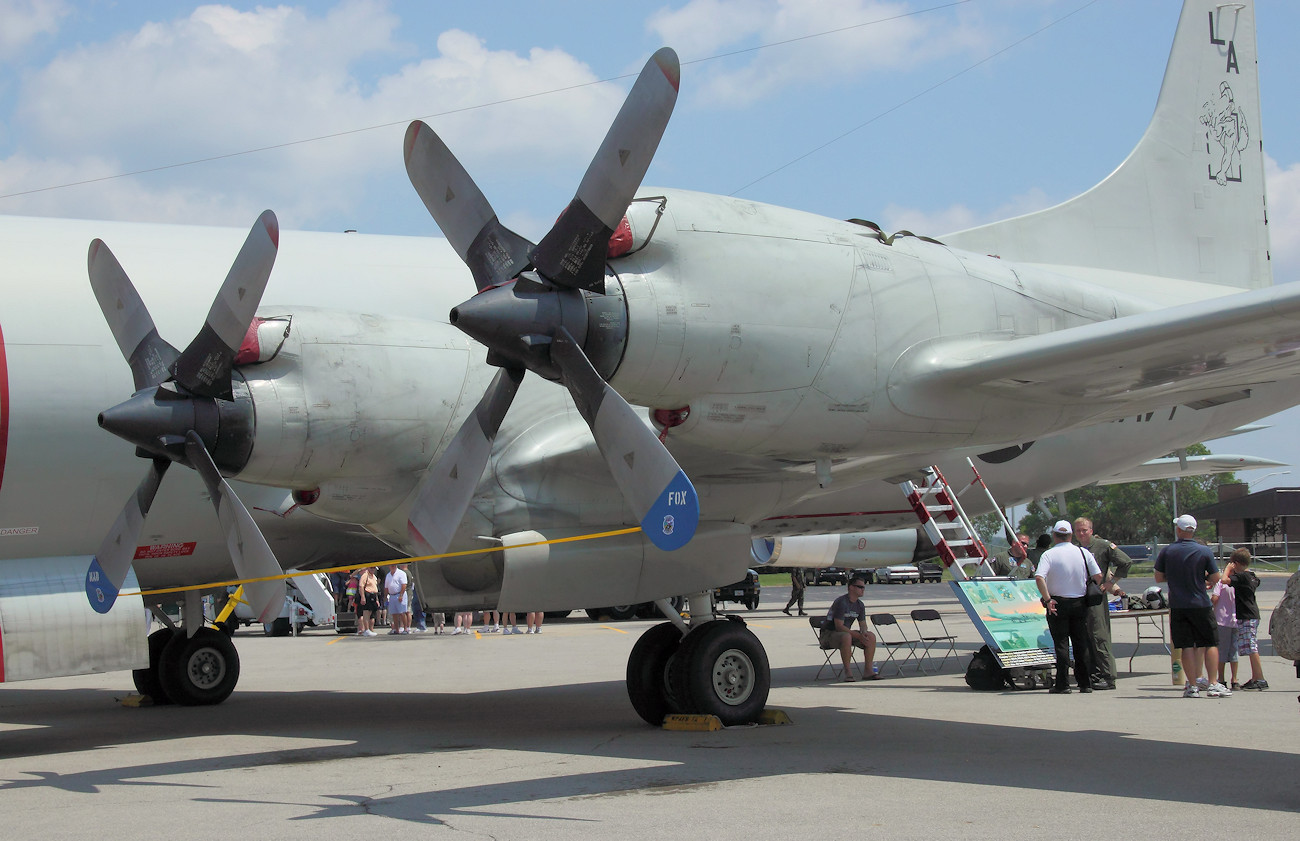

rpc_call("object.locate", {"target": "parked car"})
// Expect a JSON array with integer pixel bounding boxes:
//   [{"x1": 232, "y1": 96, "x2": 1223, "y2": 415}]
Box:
[
  {"x1": 813, "y1": 567, "x2": 849, "y2": 586},
  {"x1": 714, "y1": 569, "x2": 761, "y2": 610},
  {"x1": 876, "y1": 564, "x2": 922, "y2": 584},
  {"x1": 918, "y1": 561, "x2": 943, "y2": 583}
]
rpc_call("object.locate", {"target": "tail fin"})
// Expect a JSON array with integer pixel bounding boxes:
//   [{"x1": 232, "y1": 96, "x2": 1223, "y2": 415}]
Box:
[{"x1": 944, "y1": 0, "x2": 1271, "y2": 289}]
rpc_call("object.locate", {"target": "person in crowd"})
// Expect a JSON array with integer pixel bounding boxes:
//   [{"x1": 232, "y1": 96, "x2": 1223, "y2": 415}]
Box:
[
  {"x1": 1155, "y1": 514, "x2": 1229, "y2": 698},
  {"x1": 384, "y1": 563, "x2": 410, "y2": 634},
  {"x1": 1212, "y1": 569, "x2": 1238, "y2": 689},
  {"x1": 1224, "y1": 547, "x2": 1268, "y2": 690},
  {"x1": 1035, "y1": 520, "x2": 1101, "y2": 694},
  {"x1": 356, "y1": 566, "x2": 380, "y2": 637},
  {"x1": 526, "y1": 611, "x2": 544, "y2": 634},
  {"x1": 1073, "y1": 517, "x2": 1132, "y2": 690}
]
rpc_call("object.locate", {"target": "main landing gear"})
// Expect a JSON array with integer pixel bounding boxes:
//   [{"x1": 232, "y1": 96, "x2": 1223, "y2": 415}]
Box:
[
  {"x1": 133, "y1": 604, "x2": 241, "y2": 706},
  {"x1": 625, "y1": 593, "x2": 770, "y2": 727}
]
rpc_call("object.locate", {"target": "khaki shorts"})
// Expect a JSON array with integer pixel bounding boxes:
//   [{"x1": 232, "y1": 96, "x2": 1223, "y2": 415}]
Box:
[{"x1": 820, "y1": 629, "x2": 867, "y2": 649}]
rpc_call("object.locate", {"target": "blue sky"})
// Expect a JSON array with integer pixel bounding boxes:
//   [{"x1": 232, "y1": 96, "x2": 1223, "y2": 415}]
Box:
[{"x1": 2, "y1": 0, "x2": 1299, "y2": 490}]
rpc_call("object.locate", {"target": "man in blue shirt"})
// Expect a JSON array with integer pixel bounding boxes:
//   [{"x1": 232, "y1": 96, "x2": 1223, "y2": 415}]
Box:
[{"x1": 1154, "y1": 514, "x2": 1229, "y2": 698}]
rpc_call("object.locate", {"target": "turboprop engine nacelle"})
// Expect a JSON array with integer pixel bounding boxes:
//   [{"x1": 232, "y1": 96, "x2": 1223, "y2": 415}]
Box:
[
  {"x1": 750, "y1": 529, "x2": 931, "y2": 569},
  {"x1": 233, "y1": 308, "x2": 479, "y2": 524}
]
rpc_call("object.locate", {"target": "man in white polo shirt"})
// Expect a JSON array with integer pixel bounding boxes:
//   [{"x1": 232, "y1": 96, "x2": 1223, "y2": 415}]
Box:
[{"x1": 1035, "y1": 520, "x2": 1102, "y2": 695}]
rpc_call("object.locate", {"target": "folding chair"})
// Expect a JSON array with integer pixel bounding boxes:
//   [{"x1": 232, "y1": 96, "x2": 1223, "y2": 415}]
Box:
[
  {"x1": 811, "y1": 616, "x2": 842, "y2": 680},
  {"x1": 870, "y1": 613, "x2": 921, "y2": 676},
  {"x1": 911, "y1": 608, "x2": 958, "y2": 674}
]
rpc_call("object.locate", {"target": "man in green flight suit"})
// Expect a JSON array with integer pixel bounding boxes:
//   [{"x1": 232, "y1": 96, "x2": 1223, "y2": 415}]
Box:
[{"x1": 1074, "y1": 517, "x2": 1132, "y2": 690}]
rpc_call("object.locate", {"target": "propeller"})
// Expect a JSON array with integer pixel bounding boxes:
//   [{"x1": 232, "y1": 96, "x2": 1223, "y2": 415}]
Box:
[
  {"x1": 85, "y1": 211, "x2": 288, "y2": 621},
  {"x1": 403, "y1": 47, "x2": 698, "y2": 555}
]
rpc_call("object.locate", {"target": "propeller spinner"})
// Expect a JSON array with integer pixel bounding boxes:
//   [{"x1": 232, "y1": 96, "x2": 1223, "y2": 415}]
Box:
[
  {"x1": 85, "y1": 211, "x2": 287, "y2": 619},
  {"x1": 403, "y1": 47, "x2": 698, "y2": 554}
]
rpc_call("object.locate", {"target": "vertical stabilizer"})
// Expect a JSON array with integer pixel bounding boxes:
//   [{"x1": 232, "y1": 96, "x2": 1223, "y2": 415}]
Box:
[{"x1": 945, "y1": 1, "x2": 1271, "y2": 289}]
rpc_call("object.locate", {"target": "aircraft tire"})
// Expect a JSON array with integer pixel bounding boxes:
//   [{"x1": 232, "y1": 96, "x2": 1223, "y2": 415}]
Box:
[
  {"x1": 132, "y1": 629, "x2": 177, "y2": 705},
  {"x1": 668, "y1": 619, "x2": 770, "y2": 726},
  {"x1": 159, "y1": 627, "x2": 241, "y2": 706},
  {"x1": 626, "y1": 621, "x2": 684, "y2": 726}
]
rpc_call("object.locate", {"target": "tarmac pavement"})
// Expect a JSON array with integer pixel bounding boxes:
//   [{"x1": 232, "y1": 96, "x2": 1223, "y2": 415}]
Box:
[{"x1": 1, "y1": 577, "x2": 1296, "y2": 839}]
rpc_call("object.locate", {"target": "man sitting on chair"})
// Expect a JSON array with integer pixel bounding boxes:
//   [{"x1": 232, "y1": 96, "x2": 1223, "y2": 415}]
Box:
[{"x1": 821, "y1": 575, "x2": 879, "y2": 682}]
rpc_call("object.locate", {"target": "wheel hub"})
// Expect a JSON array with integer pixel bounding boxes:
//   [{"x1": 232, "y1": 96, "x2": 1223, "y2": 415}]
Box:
[
  {"x1": 187, "y1": 647, "x2": 227, "y2": 690},
  {"x1": 710, "y1": 648, "x2": 754, "y2": 705}
]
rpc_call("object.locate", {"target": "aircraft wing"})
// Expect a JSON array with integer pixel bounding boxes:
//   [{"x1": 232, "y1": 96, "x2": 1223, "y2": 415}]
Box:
[
  {"x1": 1096, "y1": 454, "x2": 1287, "y2": 485},
  {"x1": 892, "y1": 281, "x2": 1300, "y2": 416}
]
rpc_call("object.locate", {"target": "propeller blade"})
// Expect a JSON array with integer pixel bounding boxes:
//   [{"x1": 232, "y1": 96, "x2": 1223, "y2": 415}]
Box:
[
  {"x1": 550, "y1": 327, "x2": 698, "y2": 550},
  {"x1": 173, "y1": 210, "x2": 279, "y2": 400},
  {"x1": 407, "y1": 366, "x2": 524, "y2": 554},
  {"x1": 404, "y1": 121, "x2": 534, "y2": 290},
  {"x1": 86, "y1": 458, "x2": 170, "y2": 613},
  {"x1": 184, "y1": 431, "x2": 285, "y2": 622},
  {"x1": 532, "y1": 47, "x2": 679, "y2": 291},
  {"x1": 88, "y1": 239, "x2": 180, "y2": 391}
]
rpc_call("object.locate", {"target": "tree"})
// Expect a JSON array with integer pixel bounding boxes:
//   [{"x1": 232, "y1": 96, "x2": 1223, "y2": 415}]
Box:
[{"x1": 1015, "y1": 443, "x2": 1232, "y2": 544}]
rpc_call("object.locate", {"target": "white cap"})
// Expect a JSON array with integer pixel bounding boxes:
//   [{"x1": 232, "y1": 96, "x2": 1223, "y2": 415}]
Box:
[
  {"x1": 1174, "y1": 514, "x2": 1197, "y2": 532},
  {"x1": 1052, "y1": 520, "x2": 1072, "y2": 535}
]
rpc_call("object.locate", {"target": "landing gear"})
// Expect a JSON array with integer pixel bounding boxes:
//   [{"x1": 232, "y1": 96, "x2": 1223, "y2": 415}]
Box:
[
  {"x1": 132, "y1": 628, "x2": 176, "y2": 704},
  {"x1": 625, "y1": 598, "x2": 771, "y2": 727},
  {"x1": 626, "y1": 622, "x2": 684, "y2": 726},
  {"x1": 158, "y1": 627, "x2": 240, "y2": 706}
]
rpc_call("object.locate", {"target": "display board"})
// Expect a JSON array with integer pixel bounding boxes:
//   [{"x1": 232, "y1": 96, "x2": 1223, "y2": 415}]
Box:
[{"x1": 951, "y1": 579, "x2": 1055, "y2": 667}]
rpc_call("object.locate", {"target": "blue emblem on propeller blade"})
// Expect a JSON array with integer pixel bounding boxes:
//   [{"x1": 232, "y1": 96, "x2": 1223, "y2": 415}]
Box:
[
  {"x1": 642, "y1": 471, "x2": 698, "y2": 551},
  {"x1": 86, "y1": 557, "x2": 120, "y2": 614}
]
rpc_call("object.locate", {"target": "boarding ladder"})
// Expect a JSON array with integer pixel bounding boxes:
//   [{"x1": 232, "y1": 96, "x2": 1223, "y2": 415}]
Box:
[{"x1": 898, "y1": 460, "x2": 1001, "y2": 580}]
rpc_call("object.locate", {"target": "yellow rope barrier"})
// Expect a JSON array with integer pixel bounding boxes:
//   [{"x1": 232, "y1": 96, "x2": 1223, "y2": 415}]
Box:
[{"x1": 119, "y1": 526, "x2": 644, "y2": 599}]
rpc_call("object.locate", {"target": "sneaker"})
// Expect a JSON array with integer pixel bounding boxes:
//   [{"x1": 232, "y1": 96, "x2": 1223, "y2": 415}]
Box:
[
  {"x1": 1183, "y1": 684, "x2": 1200, "y2": 698},
  {"x1": 1206, "y1": 682, "x2": 1229, "y2": 698},
  {"x1": 511, "y1": 626, "x2": 520, "y2": 634},
  {"x1": 451, "y1": 627, "x2": 462, "y2": 635},
  {"x1": 502, "y1": 627, "x2": 513, "y2": 635},
  {"x1": 1093, "y1": 680, "x2": 1116, "y2": 690},
  {"x1": 1049, "y1": 686, "x2": 1071, "y2": 695},
  {"x1": 1242, "y1": 679, "x2": 1269, "y2": 690},
  {"x1": 1231, "y1": 682, "x2": 1242, "y2": 691},
  {"x1": 1080, "y1": 686, "x2": 1093, "y2": 694},
  {"x1": 1195, "y1": 677, "x2": 1210, "y2": 691},
  {"x1": 363, "y1": 629, "x2": 377, "y2": 637}
]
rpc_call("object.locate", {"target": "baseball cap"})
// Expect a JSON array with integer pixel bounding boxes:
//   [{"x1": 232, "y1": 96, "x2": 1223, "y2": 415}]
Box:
[
  {"x1": 1052, "y1": 520, "x2": 1072, "y2": 535},
  {"x1": 1174, "y1": 514, "x2": 1197, "y2": 531}
]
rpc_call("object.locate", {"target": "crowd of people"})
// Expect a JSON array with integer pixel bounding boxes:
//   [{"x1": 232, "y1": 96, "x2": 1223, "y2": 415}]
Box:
[
  {"x1": 1026, "y1": 513, "x2": 1267, "y2": 697},
  {"x1": 332, "y1": 564, "x2": 545, "y2": 637}
]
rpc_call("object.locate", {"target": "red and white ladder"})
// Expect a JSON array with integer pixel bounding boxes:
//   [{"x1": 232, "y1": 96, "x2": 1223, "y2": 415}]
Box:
[{"x1": 898, "y1": 460, "x2": 1003, "y2": 580}]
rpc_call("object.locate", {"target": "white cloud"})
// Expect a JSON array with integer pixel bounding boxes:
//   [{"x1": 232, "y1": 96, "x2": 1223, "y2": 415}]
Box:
[
  {"x1": 647, "y1": 0, "x2": 994, "y2": 107},
  {"x1": 0, "y1": 0, "x2": 68, "y2": 60},
  {"x1": 1266, "y1": 153, "x2": 1300, "y2": 283},
  {"x1": 0, "y1": 2, "x2": 625, "y2": 230},
  {"x1": 881, "y1": 187, "x2": 1053, "y2": 239}
]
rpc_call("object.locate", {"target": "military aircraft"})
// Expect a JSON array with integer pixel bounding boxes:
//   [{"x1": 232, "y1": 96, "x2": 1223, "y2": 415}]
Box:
[{"x1": 0, "y1": 0, "x2": 1294, "y2": 725}]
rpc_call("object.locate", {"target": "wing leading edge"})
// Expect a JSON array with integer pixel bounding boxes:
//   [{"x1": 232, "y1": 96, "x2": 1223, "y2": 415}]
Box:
[{"x1": 890, "y1": 281, "x2": 1300, "y2": 418}]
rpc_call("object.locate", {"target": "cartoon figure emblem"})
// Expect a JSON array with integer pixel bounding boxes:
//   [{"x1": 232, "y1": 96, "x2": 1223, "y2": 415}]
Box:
[
  {"x1": 1201, "y1": 81, "x2": 1249, "y2": 185},
  {"x1": 662, "y1": 515, "x2": 675, "y2": 536}
]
